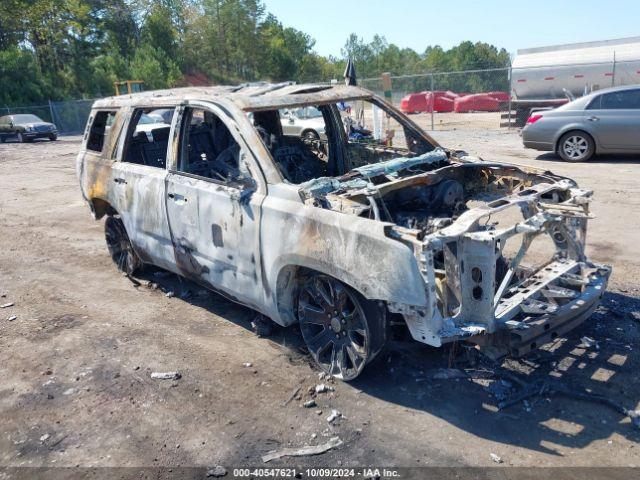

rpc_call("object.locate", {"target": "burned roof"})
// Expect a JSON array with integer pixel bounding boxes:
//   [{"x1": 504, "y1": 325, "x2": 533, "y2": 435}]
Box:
[{"x1": 92, "y1": 82, "x2": 374, "y2": 111}]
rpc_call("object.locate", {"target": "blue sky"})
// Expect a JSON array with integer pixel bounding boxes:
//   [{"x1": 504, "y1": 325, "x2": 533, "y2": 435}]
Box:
[{"x1": 264, "y1": 0, "x2": 640, "y2": 57}]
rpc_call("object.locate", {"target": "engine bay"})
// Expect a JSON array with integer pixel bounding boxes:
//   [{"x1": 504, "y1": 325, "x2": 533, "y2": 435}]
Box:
[{"x1": 299, "y1": 147, "x2": 577, "y2": 240}]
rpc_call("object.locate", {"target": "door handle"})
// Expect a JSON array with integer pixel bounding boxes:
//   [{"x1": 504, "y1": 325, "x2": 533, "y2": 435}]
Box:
[
  {"x1": 168, "y1": 192, "x2": 187, "y2": 202},
  {"x1": 113, "y1": 177, "x2": 127, "y2": 184},
  {"x1": 587, "y1": 116, "x2": 599, "y2": 122}
]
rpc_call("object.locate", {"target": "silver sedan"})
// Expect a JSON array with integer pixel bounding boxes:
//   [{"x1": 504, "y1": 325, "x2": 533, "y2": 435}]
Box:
[{"x1": 522, "y1": 85, "x2": 640, "y2": 162}]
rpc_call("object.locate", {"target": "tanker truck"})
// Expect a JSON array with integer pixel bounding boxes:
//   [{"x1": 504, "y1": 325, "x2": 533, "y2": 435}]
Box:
[{"x1": 508, "y1": 37, "x2": 640, "y2": 127}]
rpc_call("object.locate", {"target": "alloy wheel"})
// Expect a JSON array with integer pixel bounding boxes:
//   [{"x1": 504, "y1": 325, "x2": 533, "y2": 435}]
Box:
[
  {"x1": 298, "y1": 275, "x2": 369, "y2": 380},
  {"x1": 562, "y1": 135, "x2": 589, "y2": 161}
]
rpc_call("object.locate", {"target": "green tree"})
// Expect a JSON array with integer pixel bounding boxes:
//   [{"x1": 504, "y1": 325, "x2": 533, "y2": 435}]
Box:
[
  {"x1": 0, "y1": 0, "x2": 512, "y2": 105},
  {"x1": 129, "y1": 44, "x2": 180, "y2": 89}
]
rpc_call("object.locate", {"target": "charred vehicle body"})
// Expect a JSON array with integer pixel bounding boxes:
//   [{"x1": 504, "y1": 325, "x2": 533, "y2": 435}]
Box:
[{"x1": 76, "y1": 83, "x2": 611, "y2": 380}]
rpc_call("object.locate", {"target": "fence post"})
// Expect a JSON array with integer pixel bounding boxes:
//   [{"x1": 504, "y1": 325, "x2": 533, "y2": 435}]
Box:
[
  {"x1": 48, "y1": 100, "x2": 55, "y2": 125},
  {"x1": 74, "y1": 100, "x2": 82, "y2": 134},
  {"x1": 381, "y1": 72, "x2": 392, "y2": 104},
  {"x1": 507, "y1": 65, "x2": 513, "y2": 130},
  {"x1": 430, "y1": 73, "x2": 434, "y2": 131},
  {"x1": 611, "y1": 51, "x2": 616, "y2": 87}
]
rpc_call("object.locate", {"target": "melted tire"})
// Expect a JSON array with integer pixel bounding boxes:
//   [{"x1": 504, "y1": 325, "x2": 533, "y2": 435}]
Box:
[
  {"x1": 104, "y1": 215, "x2": 142, "y2": 275},
  {"x1": 297, "y1": 274, "x2": 387, "y2": 381}
]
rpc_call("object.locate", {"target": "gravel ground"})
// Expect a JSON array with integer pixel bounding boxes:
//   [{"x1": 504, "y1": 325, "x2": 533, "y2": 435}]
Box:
[{"x1": 0, "y1": 132, "x2": 638, "y2": 473}]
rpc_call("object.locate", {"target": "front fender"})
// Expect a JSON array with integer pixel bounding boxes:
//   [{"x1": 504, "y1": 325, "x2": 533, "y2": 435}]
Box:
[{"x1": 260, "y1": 192, "x2": 428, "y2": 325}]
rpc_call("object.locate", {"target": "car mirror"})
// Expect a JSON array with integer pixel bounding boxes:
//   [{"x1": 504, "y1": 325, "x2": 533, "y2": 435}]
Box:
[
  {"x1": 9, "y1": 122, "x2": 13, "y2": 128},
  {"x1": 288, "y1": 117, "x2": 295, "y2": 124}
]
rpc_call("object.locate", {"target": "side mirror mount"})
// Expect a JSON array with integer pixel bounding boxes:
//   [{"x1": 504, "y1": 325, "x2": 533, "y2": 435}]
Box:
[
  {"x1": 9, "y1": 121, "x2": 13, "y2": 128},
  {"x1": 288, "y1": 117, "x2": 295, "y2": 124}
]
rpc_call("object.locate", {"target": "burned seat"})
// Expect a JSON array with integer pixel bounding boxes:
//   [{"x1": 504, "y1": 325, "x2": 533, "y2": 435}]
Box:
[{"x1": 140, "y1": 127, "x2": 171, "y2": 168}]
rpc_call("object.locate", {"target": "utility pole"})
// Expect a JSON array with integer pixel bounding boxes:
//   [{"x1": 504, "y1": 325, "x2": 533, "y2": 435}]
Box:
[
  {"x1": 611, "y1": 51, "x2": 617, "y2": 87},
  {"x1": 507, "y1": 65, "x2": 513, "y2": 130}
]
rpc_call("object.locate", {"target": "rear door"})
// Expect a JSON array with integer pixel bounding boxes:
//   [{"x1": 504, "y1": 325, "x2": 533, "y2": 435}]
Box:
[
  {"x1": 585, "y1": 89, "x2": 640, "y2": 150},
  {"x1": 110, "y1": 107, "x2": 177, "y2": 270},
  {"x1": 165, "y1": 101, "x2": 266, "y2": 307}
]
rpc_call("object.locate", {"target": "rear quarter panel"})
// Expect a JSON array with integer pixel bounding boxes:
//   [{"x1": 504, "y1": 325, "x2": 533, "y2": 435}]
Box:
[
  {"x1": 77, "y1": 107, "x2": 126, "y2": 218},
  {"x1": 528, "y1": 110, "x2": 597, "y2": 151}
]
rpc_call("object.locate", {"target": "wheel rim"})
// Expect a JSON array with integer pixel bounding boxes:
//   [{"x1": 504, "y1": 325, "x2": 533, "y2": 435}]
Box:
[
  {"x1": 105, "y1": 218, "x2": 137, "y2": 274},
  {"x1": 562, "y1": 135, "x2": 589, "y2": 160},
  {"x1": 298, "y1": 275, "x2": 369, "y2": 380}
]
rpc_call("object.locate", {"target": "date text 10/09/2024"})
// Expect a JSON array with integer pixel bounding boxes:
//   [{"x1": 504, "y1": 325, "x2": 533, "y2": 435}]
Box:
[{"x1": 232, "y1": 468, "x2": 401, "y2": 478}]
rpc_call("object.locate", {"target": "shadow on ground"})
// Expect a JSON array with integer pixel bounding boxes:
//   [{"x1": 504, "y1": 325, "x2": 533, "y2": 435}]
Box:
[
  {"x1": 536, "y1": 152, "x2": 640, "y2": 164},
  {"x1": 131, "y1": 268, "x2": 640, "y2": 456}
]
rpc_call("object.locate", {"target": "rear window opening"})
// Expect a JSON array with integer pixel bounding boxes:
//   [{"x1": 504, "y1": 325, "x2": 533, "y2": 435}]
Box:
[
  {"x1": 122, "y1": 108, "x2": 175, "y2": 168},
  {"x1": 86, "y1": 111, "x2": 117, "y2": 152}
]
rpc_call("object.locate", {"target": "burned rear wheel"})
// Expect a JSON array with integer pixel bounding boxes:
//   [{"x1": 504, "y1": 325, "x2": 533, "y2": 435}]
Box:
[
  {"x1": 298, "y1": 274, "x2": 386, "y2": 381},
  {"x1": 105, "y1": 215, "x2": 142, "y2": 275}
]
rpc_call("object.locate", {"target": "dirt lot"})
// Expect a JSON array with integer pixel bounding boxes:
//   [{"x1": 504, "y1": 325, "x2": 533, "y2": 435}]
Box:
[{"x1": 1, "y1": 131, "x2": 639, "y2": 474}]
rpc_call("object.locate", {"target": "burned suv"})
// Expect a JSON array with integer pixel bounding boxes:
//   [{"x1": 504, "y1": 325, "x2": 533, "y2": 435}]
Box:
[{"x1": 77, "y1": 83, "x2": 611, "y2": 380}]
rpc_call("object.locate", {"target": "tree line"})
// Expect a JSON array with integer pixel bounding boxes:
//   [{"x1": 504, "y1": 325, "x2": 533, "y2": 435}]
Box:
[{"x1": 0, "y1": 0, "x2": 511, "y2": 107}]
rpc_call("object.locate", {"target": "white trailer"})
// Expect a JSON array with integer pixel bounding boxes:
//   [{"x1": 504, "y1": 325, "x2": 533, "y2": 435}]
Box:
[{"x1": 508, "y1": 37, "x2": 640, "y2": 126}]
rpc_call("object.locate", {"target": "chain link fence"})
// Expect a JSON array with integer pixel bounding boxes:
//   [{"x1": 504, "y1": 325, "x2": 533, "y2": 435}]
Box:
[
  {"x1": 2, "y1": 99, "x2": 96, "y2": 135},
  {"x1": 1, "y1": 104, "x2": 53, "y2": 123},
  {"x1": 359, "y1": 68, "x2": 511, "y2": 132},
  {"x1": 4, "y1": 60, "x2": 639, "y2": 136},
  {"x1": 50, "y1": 99, "x2": 95, "y2": 134},
  {"x1": 358, "y1": 60, "x2": 640, "y2": 131}
]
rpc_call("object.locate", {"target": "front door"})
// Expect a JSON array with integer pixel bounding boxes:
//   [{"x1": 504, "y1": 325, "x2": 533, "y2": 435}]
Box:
[{"x1": 165, "y1": 102, "x2": 265, "y2": 307}]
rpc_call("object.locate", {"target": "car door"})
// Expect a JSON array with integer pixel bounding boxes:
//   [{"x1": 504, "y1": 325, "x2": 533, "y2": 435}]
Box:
[
  {"x1": 0, "y1": 116, "x2": 15, "y2": 137},
  {"x1": 585, "y1": 89, "x2": 640, "y2": 150},
  {"x1": 281, "y1": 109, "x2": 299, "y2": 136},
  {"x1": 165, "y1": 101, "x2": 266, "y2": 308},
  {"x1": 0, "y1": 116, "x2": 7, "y2": 138},
  {"x1": 110, "y1": 107, "x2": 177, "y2": 271}
]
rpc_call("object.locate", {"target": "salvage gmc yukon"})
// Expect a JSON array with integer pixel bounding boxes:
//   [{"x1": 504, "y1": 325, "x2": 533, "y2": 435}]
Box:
[{"x1": 76, "y1": 83, "x2": 611, "y2": 380}]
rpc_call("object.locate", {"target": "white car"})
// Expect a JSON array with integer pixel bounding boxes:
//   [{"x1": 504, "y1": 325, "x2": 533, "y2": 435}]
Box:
[
  {"x1": 280, "y1": 106, "x2": 326, "y2": 140},
  {"x1": 134, "y1": 112, "x2": 172, "y2": 142}
]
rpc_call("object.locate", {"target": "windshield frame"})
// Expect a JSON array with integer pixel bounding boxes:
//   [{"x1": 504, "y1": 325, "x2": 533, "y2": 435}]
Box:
[{"x1": 243, "y1": 95, "x2": 440, "y2": 185}]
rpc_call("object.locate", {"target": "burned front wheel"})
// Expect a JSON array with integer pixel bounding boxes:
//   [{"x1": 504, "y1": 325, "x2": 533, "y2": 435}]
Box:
[
  {"x1": 105, "y1": 215, "x2": 142, "y2": 275},
  {"x1": 298, "y1": 274, "x2": 386, "y2": 381}
]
